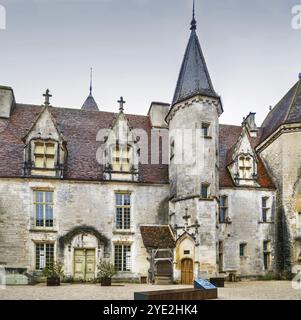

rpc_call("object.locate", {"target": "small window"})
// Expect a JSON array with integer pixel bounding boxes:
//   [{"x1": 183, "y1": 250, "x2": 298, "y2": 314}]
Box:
[
  {"x1": 218, "y1": 241, "x2": 224, "y2": 272},
  {"x1": 263, "y1": 241, "x2": 271, "y2": 270},
  {"x1": 35, "y1": 243, "x2": 54, "y2": 270},
  {"x1": 219, "y1": 195, "x2": 228, "y2": 223},
  {"x1": 201, "y1": 183, "x2": 210, "y2": 199},
  {"x1": 34, "y1": 191, "x2": 54, "y2": 227},
  {"x1": 114, "y1": 244, "x2": 131, "y2": 272},
  {"x1": 201, "y1": 123, "x2": 210, "y2": 137},
  {"x1": 184, "y1": 250, "x2": 190, "y2": 255},
  {"x1": 170, "y1": 140, "x2": 175, "y2": 160},
  {"x1": 240, "y1": 243, "x2": 247, "y2": 257},
  {"x1": 298, "y1": 213, "x2": 301, "y2": 236},
  {"x1": 34, "y1": 141, "x2": 55, "y2": 169},
  {"x1": 115, "y1": 193, "x2": 131, "y2": 229},
  {"x1": 262, "y1": 197, "x2": 270, "y2": 222}
]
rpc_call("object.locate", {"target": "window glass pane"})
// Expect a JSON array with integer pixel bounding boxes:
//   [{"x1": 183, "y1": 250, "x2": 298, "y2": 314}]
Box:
[
  {"x1": 46, "y1": 156, "x2": 55, "y2": 169},
  {"x1": 35, "y1": 155, "x2": 44, "y2": 168},
  {"x1": 45, "y1": 244, "x2": 54, "y2": 268},
  {"x1": 123, "y1": 194, "x2": 131, "y2": 206},
  {"x1": 45, "y1": 204, "x2": 53, "y2": 227},
  {"x1": 201, "y1": 185, "x2": 209, "y2": 198},
  {"x1": 115, "y1": 194, "x2": 123, "y2": 206},
  {"x1": 123, "y1": 245, "x2": 131, "y2": 271},
  {"x1": 35, "y1": 191, "x2": 43, "y2": 203},
  {"x1": 35, "y1": 204, "x2": 44, "y2": 226},
  {"x1": 45, "y1": 192, "x2": 53, "y2": 203},
  {"x1": 124, "y1": 208, "x2": 131, "y2": 229},
  {"x1": 35, "y1": 143, "x2": 44, "y2": 154},
  {"x1": 114, "y1": 245, "x2": 122, "y2": 271},
  {"x1": 35, "y1": 243, "x2": 45, "y2": 270},
  {"x1": 45, "y1": 143, "x2": 55, "y2": 155},
  {"x1": 116, "y1": 208, "x2": 123, "y2": 229}
]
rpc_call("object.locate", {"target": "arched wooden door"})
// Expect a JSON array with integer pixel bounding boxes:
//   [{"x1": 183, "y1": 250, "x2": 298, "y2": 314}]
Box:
[{"x1": 181, "y1": 258, "x2": 193, "y2": 284}]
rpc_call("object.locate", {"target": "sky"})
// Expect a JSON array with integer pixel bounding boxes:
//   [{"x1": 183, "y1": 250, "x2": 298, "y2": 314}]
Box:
[{"x1": 0, "y1": 0, "x2": 301, "y2": 126}]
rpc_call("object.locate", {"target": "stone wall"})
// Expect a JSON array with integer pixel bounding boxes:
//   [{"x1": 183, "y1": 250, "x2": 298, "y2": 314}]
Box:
[
  {"x1": 260, "y1": 130, "x2": 301, "y2": 274},
  {"x1": 218, "y1": 188, "x2": 276, "y2": 277},
  {"x1": 0, "y1": 178, "x2": 169, "y2": 280}
]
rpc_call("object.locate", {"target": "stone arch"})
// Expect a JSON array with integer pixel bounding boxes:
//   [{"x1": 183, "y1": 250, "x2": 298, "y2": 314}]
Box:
[{"x1": 58, "y1": 225, "x2": 110, "y2": 252}]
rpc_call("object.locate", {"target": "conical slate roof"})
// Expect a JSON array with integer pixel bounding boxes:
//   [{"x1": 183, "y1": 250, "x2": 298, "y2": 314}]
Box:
[
  {"x1": 81, "y1": 93, "x2": 99, "y2": 111},
  {"x1": 261, "y1": 76, "x2": 301, "y2": 140},
  {"x1": 172, "y1": 18, "x2": 218, "y2": 106}
]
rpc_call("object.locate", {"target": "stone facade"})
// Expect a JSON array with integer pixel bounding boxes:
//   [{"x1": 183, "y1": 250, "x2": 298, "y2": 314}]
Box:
[
  {"x1": 0, "y1": 178, "x2": 169, "y2": 281},
  {"x1": 0, "y1": 9, "x2": 300, "y2": 284}
]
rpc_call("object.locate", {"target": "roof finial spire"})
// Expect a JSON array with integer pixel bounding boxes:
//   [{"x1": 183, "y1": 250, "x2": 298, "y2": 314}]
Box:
[
  {"x1": 118, "y1": 96, "x2": 126, "y2": 112},
  {"x1": 89, "y1": 67, "x2": 93, "y2": 95},
  {"x1": 43, "y1": 89, "x2": 52, "y2": 106},
  {"x1": 190, "y1": 0, "x2": 197, "y2": 31}
]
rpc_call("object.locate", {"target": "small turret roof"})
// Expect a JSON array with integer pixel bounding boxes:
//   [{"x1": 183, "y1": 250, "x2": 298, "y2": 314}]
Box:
[{"x1": 172, "y1": 4, "x2": 218, "y2": 106}]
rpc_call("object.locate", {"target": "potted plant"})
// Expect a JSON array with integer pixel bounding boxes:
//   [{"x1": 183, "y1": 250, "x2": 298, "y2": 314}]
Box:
[
  {"x1": 43, "y1": 261, "x2": 65, "y2": 286},
  {"x1": 97, "y1": 260, "x2": 116, "y2": 286}
]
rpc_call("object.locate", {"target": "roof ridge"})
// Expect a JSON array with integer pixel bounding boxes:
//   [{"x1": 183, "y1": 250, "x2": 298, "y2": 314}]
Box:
[{"x1": 283, "y1": 79, "x2": 301, "y2": 123}]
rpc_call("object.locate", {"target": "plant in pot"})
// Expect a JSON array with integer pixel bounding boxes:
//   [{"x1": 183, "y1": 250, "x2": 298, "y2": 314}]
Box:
[
  {"x1": 43, "y1": 261, "x2": 65, "y2": 286},
  {"x1": 97, "y1": 260, "x2": 116, "y2": 286}
]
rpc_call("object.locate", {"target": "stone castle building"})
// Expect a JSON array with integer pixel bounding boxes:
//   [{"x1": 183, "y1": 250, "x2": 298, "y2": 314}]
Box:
[{"x1": 0, "y1": 8, "x2": 301, "y2": 284}]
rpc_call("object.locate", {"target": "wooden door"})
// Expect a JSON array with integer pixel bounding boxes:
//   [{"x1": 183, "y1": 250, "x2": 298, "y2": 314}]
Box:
[
  {"x1": 85, "y1": 249, "x2": 96, "y2": 281},
  {"x1": 181, "y1": 258, "x2": 193, "y2": 284},
  {"x1": 74, "y1": 249, "x2": 85, "y2": 280},
  {"x1": 74, "y1": 249, "x2": 96, "y2": 281}
]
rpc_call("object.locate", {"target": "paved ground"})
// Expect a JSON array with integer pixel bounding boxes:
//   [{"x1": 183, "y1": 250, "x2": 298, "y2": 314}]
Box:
[{"x1": 0, "y1": 281, "x2": 300, "y2": 300}]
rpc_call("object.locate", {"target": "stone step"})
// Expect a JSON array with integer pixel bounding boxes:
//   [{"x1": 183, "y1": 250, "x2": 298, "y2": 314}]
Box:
[{"x1": 155, "y1": 276, "x2": 173, "y2": 285}]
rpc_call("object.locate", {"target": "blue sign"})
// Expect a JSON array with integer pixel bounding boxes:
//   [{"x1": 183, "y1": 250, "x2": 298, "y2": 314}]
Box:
[{"x1": 194, "y1": 279, "x2": 216, "y2": 290}]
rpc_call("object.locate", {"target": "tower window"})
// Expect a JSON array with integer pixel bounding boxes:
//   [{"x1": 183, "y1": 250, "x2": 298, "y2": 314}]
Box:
[
  {"x1": 219, "y1": 195, "x2": 228, "y2": 223},
  {"x1": 170, "y1": 139, "x2": 175, "y2": 160},
  {"x1": 201, "y1": 183, "x2": 210, "y2": 199},
  {"x1": 263, "y1": 241, "x2": 271, "y2": 270},
  {"x1": 261, "y1": 197, "x2": 270, "y2": 222},
  {"x1": 298, "y1": 213, "x2": 301, "y2": 237},
  {"x1": 201, "y1": 123, "x2": 210, "y2": 137},
  {"x1": 218, "y1": 241, "x2": 224, "y2": 272},
  {"x1": 240, "y1": 243, "x2": 247, "y2": 257}
]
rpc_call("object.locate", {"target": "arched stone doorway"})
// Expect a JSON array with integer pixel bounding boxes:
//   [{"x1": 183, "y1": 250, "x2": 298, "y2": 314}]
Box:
[
  {"x1": 181, "y1": 258, "x2": 193, "y2": 284},
  {"x1": 58, "y1": 226, "x2": 110, "y2": 281}
]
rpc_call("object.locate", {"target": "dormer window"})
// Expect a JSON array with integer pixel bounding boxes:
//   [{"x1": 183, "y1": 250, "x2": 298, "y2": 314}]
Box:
[
  {"x1": 22, "y1": 106, "x2": 67, "y2": 179},
  {"x1": 238, "y1": 155, "x2": 252, "y2": 179},
  {"x1": 34, "y1": 141, "x2": 55, "y2": 169},
  {"x1": 112, "y1": 145, "x2": 132, "y2": 172}
]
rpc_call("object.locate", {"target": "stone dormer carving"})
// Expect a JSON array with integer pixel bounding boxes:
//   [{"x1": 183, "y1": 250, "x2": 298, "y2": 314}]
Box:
[
  {"x1": 101, "y1": 98, "x2": 139, "y2": 182},
  {"x1": 227, "y1": 127, "x2": 259, "y2": 187},
  {"x1": 22, "y1": 106, "x2": 67, "y2": 178}
]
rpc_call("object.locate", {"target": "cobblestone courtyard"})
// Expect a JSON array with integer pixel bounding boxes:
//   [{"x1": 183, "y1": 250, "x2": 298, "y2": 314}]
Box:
[{"x1": 0, "y1": 281, "x2": 300, "y2": 300}]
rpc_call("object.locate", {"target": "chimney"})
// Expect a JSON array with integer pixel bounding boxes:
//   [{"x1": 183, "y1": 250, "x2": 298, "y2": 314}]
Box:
[
  {"x1": 242, "y1": 112, "x2": 258, "y2": 137},
  {"x1": 0, "y1": 86, "x2": 15, "y2": 119}
]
